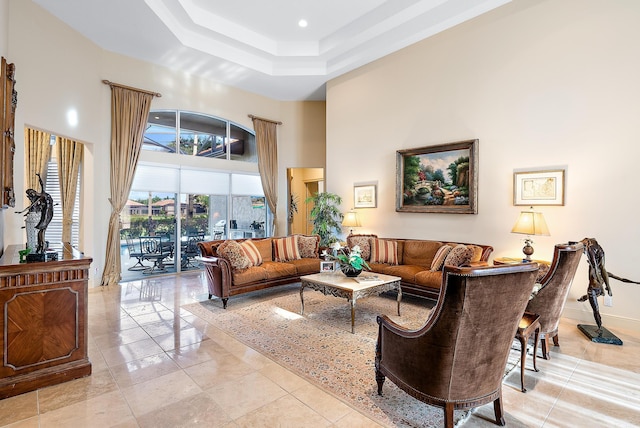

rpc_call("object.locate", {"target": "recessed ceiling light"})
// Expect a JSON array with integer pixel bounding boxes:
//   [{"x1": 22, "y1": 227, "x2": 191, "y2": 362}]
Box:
[{"x1": 298, "y1": 19, "x2": 308, "y2": 28}]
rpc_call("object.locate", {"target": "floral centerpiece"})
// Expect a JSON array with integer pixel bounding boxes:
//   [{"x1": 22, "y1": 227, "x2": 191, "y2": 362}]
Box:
[{"x1": 321, "y1": 242, "x2": 370, "y2": 277}]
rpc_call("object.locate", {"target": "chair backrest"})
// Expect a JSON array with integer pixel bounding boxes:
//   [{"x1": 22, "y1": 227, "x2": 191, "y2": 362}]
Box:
[
  {"x1": 379, "y1": 263, "x2": 539, "y2": 402},
  {"x1": 526, "y1": 242, "x2": 584, "y2": 335},
  {"x1": 140, "y1": 236, "x2": 163, "y2": 254},
  {"x1": 125, "y1": 236, "x2": 140, "y2": 254},
  {"x1": 185, "y1": 234, "x2": 205, "y2": 255}
]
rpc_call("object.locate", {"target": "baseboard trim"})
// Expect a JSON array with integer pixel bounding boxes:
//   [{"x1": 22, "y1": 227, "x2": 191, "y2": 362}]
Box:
[{"x1": 562, "y1": 307, "x2": 640, "y2": 333}]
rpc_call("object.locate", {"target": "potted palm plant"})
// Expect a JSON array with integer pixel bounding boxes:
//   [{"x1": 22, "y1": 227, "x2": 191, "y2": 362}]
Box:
[{"x1": 306, "y1": 192, "x2": 343, "y2": 247}]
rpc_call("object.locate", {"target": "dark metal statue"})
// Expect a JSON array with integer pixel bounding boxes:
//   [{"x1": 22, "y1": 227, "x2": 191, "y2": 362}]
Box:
[
  {"x1": 577, "y1": 237, "x2": 639, "y2": 344},
  {"x1": 577, "y1": 238, "x2": 611, "y2": 330},
  {"x1": 16, "y1": 173, "x2": 54, "y2": 253}
]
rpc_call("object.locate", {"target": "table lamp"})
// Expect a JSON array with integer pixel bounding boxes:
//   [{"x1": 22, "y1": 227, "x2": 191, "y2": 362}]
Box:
[
  {"x1": 342, "y1": 210, "x2": 361, "y2": 236},
  {"x1": 511, "y1": 207, "x2": 550, "y2": 261}
]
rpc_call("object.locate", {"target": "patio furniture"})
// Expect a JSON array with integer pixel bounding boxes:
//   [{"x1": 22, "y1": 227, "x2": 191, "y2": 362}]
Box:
[{"x1": 140, "y1": 236, "x2": 172, "y2": 274}]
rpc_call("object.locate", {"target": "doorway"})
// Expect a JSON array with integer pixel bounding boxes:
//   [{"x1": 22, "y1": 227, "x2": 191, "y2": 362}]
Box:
[{"x1": 287, "y1": 168, "x2": 324, "y2": 235}]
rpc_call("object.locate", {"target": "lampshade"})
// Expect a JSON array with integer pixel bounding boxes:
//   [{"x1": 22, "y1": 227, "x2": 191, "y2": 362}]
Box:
[
  {"x1": 342, "y1": 211, "x2": 361, "y2": 235},
  {"x1": 511, "y1": 207, "x2": 550, "y2": 261},
  {"x1": 511, "y1": 208, "x2": 550, "y2": 236}
]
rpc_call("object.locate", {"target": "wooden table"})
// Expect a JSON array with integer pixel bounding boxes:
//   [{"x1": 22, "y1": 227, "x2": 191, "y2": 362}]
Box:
[
  {"x1": 300, "y1": 272, "x2": 401, "y2": 333},
  {"x1": 493, "y1": 257, "x2": 550, "y2": 282},
  {"x1": 0, "y1": 244, "x2": 92, "y2": 398}
]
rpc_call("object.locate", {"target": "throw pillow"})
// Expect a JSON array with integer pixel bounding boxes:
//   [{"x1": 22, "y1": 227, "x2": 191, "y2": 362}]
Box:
[
  {"x1": 370, "y1": 239, "x2": 398, "y2": 265},
  {"x1": 443, "y1": 244, "x2": 474, "y2": 267},
  {"x1": 273, "y1": 236, "x2": 301, "y2": 262},
  {"x1": 430, "y1": 245, "x2": 453, "y2": 271},
  {"x1": 240, "y1": 240, "x2": 263, "y2": 266},
  {"x1": 467, "y1": 245, "x2": 484, "y2": 263},
  {"x1": 217, "y1": 240, "x2": 252, "y2": 271},
  {"x1": 347, "y1": 235, "x2": 376, "y2": 260},
  {"x1": 296, "y1": 234, "x2": 320, "y2": 258}
]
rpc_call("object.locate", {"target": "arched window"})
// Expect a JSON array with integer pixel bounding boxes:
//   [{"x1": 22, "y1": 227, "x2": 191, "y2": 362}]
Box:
[{"x1": 143, "y1": 110, "x2": 257, "y2": 163}]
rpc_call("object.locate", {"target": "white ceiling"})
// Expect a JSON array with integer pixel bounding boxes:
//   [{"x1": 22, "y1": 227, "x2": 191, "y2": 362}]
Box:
[{"x1": 33, "y1": 0, "x2": 511, "y2": 101}]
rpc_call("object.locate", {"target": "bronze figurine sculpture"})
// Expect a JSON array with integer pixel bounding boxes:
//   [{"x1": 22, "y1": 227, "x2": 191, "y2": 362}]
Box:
[
  {"x1": 577, "y1": 237, "x2": 639, "y2": 345},
  {"x1": 16, "y1": 173, "x2": 54, "y2": 254}
]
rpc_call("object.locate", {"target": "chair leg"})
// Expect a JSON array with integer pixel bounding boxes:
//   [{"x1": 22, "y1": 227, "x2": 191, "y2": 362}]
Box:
[
  {"x1": 444, "y1": 402, "x2": 455, "y2": 428},
  {"x1": 541, "y1": 332, "x2": 559, "y2": 360},
  {"x1": 533, "y1": 327, "x2": 540, "y2": 372},
  {"x1": 541, "y1": 337, "x2": 551, "y2": 360},
  {"x1": 375, "y1": 369, "x2": 385, "y2": 395},
  {"x1": 517, "y1": 334, "x2": 527, "y2": 392},
  {"x1": 222, "y1": 298, "x2": 228, "y2": 309},
  {"x1": 493, "y1": 397, "x2": 506, "y2": 426}
]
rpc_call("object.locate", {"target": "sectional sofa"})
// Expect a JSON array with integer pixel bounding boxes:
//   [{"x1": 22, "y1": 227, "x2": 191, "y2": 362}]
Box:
[{"x1": 198, "y1": 234, "x2": 493, "y2": 308}]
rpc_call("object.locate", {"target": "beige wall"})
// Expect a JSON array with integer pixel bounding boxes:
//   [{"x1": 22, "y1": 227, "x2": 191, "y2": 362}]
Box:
[
  {"x1": 327, "y1": 0, "x2": 640, "y2": 331},
  {"x1": 4, "y1": 0, "x2": 325, "y2": 283},
  {"x1": 0, "y1": 0, "x2": 8, "y2": 254}
]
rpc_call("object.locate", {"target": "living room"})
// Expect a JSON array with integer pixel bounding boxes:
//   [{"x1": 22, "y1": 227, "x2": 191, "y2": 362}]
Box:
[{"x1": 0, "y1": 0, "x2": 639, "y2": 425}]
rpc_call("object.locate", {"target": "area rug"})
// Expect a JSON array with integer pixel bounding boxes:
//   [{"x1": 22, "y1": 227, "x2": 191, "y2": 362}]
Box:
[{"x1": 182, "y1": 285, "x2": 520, "y2": 427}]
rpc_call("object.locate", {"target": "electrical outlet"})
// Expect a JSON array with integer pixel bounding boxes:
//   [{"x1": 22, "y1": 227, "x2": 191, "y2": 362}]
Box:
[{"x1": 604, "y1": 295, "x2": 613, "y2": 307}]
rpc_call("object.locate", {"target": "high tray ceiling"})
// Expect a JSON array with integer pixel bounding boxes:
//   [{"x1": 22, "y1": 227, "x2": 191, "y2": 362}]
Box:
[{"x1": 34, "y1": 0, "x2": 510, "y2": 101}]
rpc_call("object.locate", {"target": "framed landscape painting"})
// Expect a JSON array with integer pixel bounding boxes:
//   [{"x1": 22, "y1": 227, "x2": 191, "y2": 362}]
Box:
[
  {"x1": 513, "y1": 169, "x2": 565, "y2": 206},
  {"x1": 396, "y1": 139, "x2": 478, "y2": 214}
]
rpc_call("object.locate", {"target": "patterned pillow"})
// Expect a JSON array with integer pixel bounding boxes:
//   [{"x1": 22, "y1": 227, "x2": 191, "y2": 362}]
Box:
[
  {"x1": 443, "y1": 244, "x2": 474, "y2": 267},
  {"x1": 273, "y1": 236, "x2": 301, "y2": 262},
  {"x1": 296, "y1": 234, "x2": 320, "y2": 258},
  {"x1": 240, "y1": 240, "x2": 263, "y2": 266},
  {"x1": 430, "y1": 245, "x2": 453, "y2": 271},
  {"x1": 370, "y1": 239, "x2": 398, "y2": 265},
  {"x1": 467, "y1": 245, "x2": 484, "y2": 263},
  {"x1": 347, "y1": 235, "x2": 376, "y2": 261},
  {"x1": 217, "y1": 240, "x2": 252, "y2": 271}
]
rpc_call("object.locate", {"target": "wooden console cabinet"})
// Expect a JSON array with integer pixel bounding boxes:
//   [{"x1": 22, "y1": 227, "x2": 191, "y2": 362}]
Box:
[{"x1": 0, "y1": 244, "x2": 92, "y2": 399}]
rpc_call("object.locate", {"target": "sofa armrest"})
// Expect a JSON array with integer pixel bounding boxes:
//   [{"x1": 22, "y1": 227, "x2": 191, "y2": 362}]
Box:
[{"x1": 197, "y1": 256, "x2": 233, "y2": 301}]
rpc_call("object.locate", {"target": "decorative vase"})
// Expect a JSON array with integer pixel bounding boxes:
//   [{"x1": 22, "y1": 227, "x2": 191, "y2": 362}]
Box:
[{"x1": 341, "y1": 265, "x2": 362, "y2": 277}]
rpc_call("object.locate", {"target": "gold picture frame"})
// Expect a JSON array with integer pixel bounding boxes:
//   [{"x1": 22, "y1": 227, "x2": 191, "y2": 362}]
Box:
[
  {"x1": 513, "y1": 169, "x2": 565, "y2": 206},
  {"x1": 396, "y1": 139, "x2": 478, "y2": 214}
]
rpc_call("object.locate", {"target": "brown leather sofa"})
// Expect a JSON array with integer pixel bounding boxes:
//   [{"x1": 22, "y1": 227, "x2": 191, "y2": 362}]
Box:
[
  {"x1": 198, "y1": 234, "x2": 493, "y2": 307},
  {"x1": 198, "y1": 235, "x2": 323, "y2": 308},
  {"x1": 346, "y1": 234, "x2": 493, "y2": 300}
]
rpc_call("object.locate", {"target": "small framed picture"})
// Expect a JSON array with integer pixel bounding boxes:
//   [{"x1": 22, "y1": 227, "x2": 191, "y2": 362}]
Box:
[
  {"x1": 354, "y1": 184, "x2": 377, "y2": 208},
  {"x1": 513, "y1": 169, "x2": 565, "y2": 206},
  {"x1": 320, "y1": 261, "x2": 336, "y2": 273}
]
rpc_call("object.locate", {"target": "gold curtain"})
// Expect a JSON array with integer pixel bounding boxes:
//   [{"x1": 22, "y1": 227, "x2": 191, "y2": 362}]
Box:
[
  {"x1": 25, "y1": 128, "x2": 51, "y2": 190},
  {"x1": 251, "y1": 117, "x2": 279, "y2": 235},
  {"x1": 56, "y1": 136, "x2": 83, "y2": 244},
  {"x1": 101, "y1": 86, "x2": 154, "y2": 286}
]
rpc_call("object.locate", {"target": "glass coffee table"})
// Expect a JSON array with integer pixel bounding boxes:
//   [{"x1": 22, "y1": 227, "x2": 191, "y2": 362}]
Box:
[{"x1": 299, "y1": 272, "x2": 402, "y2": 333}]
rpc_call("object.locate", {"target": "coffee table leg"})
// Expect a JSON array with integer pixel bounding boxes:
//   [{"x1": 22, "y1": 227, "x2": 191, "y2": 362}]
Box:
[
  {"x1": 396, "y1": 283, "x2": 402, "y2": 316},
  {"x1": 300, "y1": 283, "x2": 306, "y2": 315},
  {"x1": 350, "y1": 298, "x2": 356, "y2": 334}
]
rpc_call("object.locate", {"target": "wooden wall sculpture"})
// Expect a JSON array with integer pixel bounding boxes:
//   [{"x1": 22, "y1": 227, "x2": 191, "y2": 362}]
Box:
[{"x1": 1, "y1": 57, "x2": 17, "y2": 208}]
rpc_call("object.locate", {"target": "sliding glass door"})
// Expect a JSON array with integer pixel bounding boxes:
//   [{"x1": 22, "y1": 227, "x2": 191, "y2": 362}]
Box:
[{"x1": 122, "y1": 163, "x2": 268, "y2": 278}]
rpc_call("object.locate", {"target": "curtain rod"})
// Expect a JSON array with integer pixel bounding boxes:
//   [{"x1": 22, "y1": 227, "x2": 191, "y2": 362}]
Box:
[
  {"x1": 248, "y1": 114, "x2": 282, "y2": 125},
  {"x1": 102, "y1": 79, "x2": 162, "y2": 97}
]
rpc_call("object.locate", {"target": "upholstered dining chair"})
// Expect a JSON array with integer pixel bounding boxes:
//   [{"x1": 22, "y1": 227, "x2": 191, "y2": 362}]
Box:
[
  {"x1": 375, "y1": 263, "x2": 539, "y2": 428},
  {"x1": 525, "y1": 242, "x2": 584, "y2": 359}
]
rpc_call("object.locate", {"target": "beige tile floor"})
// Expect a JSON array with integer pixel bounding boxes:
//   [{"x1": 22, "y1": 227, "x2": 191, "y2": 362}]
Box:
[{"x1": 1, "y1": 271, "x2": 639, "y2": 427}]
